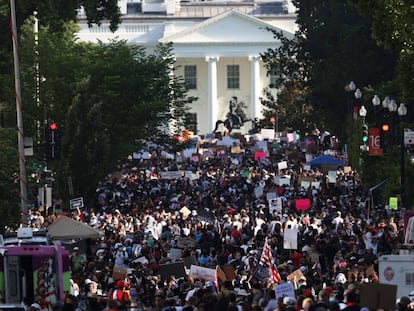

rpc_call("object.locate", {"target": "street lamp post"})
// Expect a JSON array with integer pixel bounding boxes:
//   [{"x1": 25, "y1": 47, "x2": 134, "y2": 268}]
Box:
[
  {"x1": 345, "y1": 81, "x2": 356, "y2": 114},
  {"x1": 398, "y1": 103, "x2": 408, "y2": 208},
  {"x1": 388, "y1": 99, "x2": 398, "y2": 145},
  {"x1": 372, "y1": 94, "x2": 380, "y2": 125}
]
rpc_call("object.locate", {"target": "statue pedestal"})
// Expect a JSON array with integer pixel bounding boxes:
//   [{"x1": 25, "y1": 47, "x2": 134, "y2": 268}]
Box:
[{"x1": 230, "y1": 129, "x2": 243, "y2": 139}]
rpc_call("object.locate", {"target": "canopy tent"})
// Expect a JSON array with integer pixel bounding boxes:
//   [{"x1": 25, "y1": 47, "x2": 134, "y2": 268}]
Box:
[
  {"x1": 307, "y1": 155, "x2": 345, "y2": 167},
  {"x1": 47, "y1": 216, "x2": 103, "y2": 240}
]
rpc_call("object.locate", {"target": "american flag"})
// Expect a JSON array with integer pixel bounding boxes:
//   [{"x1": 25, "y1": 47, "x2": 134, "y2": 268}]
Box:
[{"x1": 259, "y1": 238, "x2": 282, "y2": 284}]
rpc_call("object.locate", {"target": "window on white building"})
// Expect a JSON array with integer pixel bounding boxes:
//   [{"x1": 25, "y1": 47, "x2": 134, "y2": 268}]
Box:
[
  {"x1": 184, "y1": 65, "x2": 197, "y2": 90},
  {"x1": 186, "y1": 113, "x2": 198, "y2": 133},
  {"x1": 227, "y1": 65, "x2": 240, "y2": 89},
  {"x1": 269, "y1": 73, "x2": 279, "y2": 88}
]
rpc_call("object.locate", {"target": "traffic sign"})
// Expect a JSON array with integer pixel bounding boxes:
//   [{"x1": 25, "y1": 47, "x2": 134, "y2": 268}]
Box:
[
  {"x1": 69, "y1": 197, "x2": 84, "y2": 209},
  {"x1": 369, "y1": 127, "x2": 383, "y2": 156},
  {"x1": 404, "y1": 129, "x2": 414, "y2": 145}
]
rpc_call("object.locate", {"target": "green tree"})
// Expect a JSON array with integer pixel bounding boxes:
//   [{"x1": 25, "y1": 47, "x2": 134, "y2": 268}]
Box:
[
  {"x1": 259, "y1": 30, "x2": 315, "y2": 134},
  {"x1": 351, "y1": 0, "x2": 414, "y2": 105},
  {"x1": 61, "y1": 40, "x2": 196, "y2": 204},
  {"x1": 3, "y1": 13, "x2": 195, "y2": 211},
  {"x1": 291, "y1": 0, "x2": 397, "y2": 140},
  {"x1": 0, "y1": 1, "x2": 122, "y2": 132}
]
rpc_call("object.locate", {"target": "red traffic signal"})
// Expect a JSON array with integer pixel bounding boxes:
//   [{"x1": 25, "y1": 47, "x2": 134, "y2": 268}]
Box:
[
  {"x1": 49, "y1": 122, "x2": 58, "y2": 131},
  {"x1": 269, "y1": 116, "x2": 276, "y2": 124}
]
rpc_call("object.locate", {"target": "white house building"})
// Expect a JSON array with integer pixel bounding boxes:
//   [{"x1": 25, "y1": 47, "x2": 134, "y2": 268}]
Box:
[{"x1": 77, "y1": 0, "x2": 297, "y2": 134}]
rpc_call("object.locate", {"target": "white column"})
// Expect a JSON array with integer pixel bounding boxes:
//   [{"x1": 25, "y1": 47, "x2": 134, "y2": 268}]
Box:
[
  {"x1": 249, "y1": 55, "x2": 261, "y2": 120},
  {"x1": 205, "y1": 56, "x2": 219, "y2": 132}
]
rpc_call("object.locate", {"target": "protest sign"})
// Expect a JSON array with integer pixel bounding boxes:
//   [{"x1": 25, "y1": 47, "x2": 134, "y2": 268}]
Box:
[
  {"x1": 283, "y1": 228, "x2": 298, "y2": 249},
  {"x1": 275, "y1": 282, "x2": 295, "y2": 300},
  {"x1": 189, "y1": 265, "x2": 216, "y2": 282}
]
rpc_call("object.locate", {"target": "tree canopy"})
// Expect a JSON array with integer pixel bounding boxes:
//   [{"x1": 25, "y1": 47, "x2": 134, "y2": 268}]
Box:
[{"x1": 1, "y1": 9, "x2": 195, "y2": 215}]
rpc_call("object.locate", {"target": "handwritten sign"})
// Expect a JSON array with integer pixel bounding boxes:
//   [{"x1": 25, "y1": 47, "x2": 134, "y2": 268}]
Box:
[{"x1": 275, "y1": 282, "x2": 295, "y2": 300}]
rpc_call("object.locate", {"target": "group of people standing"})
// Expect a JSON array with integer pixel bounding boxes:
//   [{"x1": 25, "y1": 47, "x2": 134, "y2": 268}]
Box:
[{"x1": 33, "y1": 134, "x2": 409, "y2": 310}]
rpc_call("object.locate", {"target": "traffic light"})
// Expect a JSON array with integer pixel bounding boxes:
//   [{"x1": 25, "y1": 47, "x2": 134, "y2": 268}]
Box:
[
  {"x1": 362, "y1": 124, "x2": 369, "y2": 144},
  {"x1": 45, "y1": 122, "x2": 61, "y2": 160},
  {"x1": 380, "y1": 122, "x2": 391, "y2": 150}
]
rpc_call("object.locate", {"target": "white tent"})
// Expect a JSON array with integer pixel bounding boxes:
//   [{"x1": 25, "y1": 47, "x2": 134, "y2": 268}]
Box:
[{"x1": 47, "y1": 216, "x2": 103, "y2": 240}]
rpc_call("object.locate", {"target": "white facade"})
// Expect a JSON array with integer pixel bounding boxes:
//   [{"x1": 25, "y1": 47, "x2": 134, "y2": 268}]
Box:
[{"x1": 77, "y1": 1, "x2": 297, "y2": 134}]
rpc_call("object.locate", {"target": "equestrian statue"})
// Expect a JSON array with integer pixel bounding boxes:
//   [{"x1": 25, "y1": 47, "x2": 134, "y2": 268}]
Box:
[{"x1": 213, "y1": 97, "x2": 255, "y2": 134}]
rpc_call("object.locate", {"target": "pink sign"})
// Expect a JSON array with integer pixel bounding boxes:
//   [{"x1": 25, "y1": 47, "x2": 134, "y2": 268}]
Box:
[
  {"x1": 295, "y1": 198, "x2": 311, "y2": 210},
  {"x1": 254, "y1": 151, "x2": 267, "y2": 161}
]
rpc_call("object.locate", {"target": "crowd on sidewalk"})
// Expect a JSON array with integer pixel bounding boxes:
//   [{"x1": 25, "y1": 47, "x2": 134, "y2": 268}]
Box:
[{"x1": 31, "y1": 133, "x2": 410, "y2": 311}]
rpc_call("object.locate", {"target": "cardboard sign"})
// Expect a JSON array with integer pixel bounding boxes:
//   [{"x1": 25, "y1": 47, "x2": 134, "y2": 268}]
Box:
[
  {"x1": 222, "y1": 265, "x2": 236, "y2": 280},
  {"x1": 231, "y1": 146, "x2": 242, "y2": 154},
  {"x1": 158, "y1": 262, "x2": 187, "y2": 279},
  {"x1": 344, "y1": 166, "x2": 352, "y2": 174},
  {"x1": 179, "y1": 206, "x2": 192, "y2": 219},
  {"x1": 112, "y1": 267, "x2": 128, "y2": 281},
  {"x1": 189, "y1": 265, "x2": 216, "y2": 282},
  {"x1": 216, "y1": 266, "x2": 227, "y2": 282},
  {"x1": 359, "y1": 283, "x2": 397, "y2": 310},
  {"x1": 287, "y1": 269, "x2": 304, "y2": 283}
]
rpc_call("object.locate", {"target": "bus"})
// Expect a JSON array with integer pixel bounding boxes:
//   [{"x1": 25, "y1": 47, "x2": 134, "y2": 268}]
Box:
[{"x1": 0, "y1": 228, "x2": 71, "y2": 308}]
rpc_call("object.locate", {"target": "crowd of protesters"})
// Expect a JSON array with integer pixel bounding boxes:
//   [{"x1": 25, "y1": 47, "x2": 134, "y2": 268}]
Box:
[{"x1": 28, "y1": 132, "x2": 412, "y2": 311}]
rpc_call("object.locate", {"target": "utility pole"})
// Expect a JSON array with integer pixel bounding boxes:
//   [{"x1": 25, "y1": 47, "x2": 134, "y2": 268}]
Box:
[{"x1": 10, "y1": 0, "x2": 28, "y2": 225}]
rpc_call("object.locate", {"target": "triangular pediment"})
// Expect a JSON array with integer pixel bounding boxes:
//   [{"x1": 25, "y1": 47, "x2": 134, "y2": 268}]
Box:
[{"x1": 160, "y1": 9, "x2": 293, "y2": 44}]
